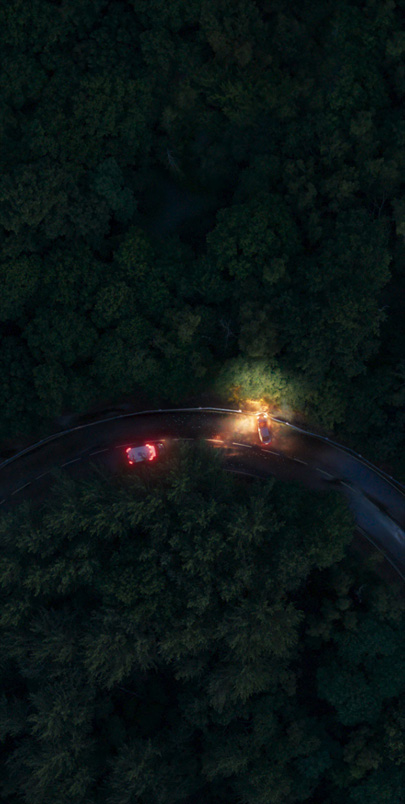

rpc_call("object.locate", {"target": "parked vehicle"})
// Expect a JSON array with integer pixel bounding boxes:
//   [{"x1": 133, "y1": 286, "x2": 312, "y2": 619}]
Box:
[{"x1": 256, "y1": 413, "x2": 272, "y2": 444}]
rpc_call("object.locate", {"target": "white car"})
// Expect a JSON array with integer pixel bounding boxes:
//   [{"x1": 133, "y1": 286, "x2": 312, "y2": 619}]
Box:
[{"x1": 125, "y1": 442, "x2": 164, "y2": 464}]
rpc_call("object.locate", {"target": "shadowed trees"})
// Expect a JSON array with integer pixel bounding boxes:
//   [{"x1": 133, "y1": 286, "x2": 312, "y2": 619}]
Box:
[
  {"x1": 0, "y1": 0, "x2": 404, "y2": 478},
  {"x1": 0, "y1": 442, "x2": 404, "y2": 803}
]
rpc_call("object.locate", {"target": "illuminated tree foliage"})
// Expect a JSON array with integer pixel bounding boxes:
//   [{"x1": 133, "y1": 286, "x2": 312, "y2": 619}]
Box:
[
  {"x1": 0, "y1": 442, "x2": 404, "y2": 803},
  {"x1": 0, "y1": 2, "x2": 404, "y2": 800},
  {"x1": 0, "y1": 0, "x2": 402, "y2": 477}
]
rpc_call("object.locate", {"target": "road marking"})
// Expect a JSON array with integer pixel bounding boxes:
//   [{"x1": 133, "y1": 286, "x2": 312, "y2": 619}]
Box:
[
  {"x1": 355, "y1": 525, "x2": 405, "y2": 582},
  {"x1": 0, "y1": 499, "x2": 6, "y2": 505},
  {"x1": 231, "y1": 442, "x2": 253, "y2": 448},
  {"x1": 226, "y1": 468, "x2": 261, "y2": 479},
  {"x1": 88, "y1": 449, "x2": 108, "y2": 457},
  {"x1": 315, "y1": 468, "x2": 334, "y2": 478},
  {"x1": 272, "y1": 418, "x2": 405, "y2": 496},
  {"x1": 292, "y1": 458, "x2": 307, "y2": 465},
  {"x1": 115, "y1": 438, "x2": 196, "y2": 449},
  {"x1": 11, "y1": 482, "x2": 32, "y2": 495},
  {"x1": 36, "y1": 471, "x2": 49, "y2": 480},
  {"x1": 61, "y1": 457, "x2": 82, "y2": 466}
]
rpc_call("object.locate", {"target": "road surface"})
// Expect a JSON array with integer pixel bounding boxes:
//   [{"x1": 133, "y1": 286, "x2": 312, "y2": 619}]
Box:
[{"x1": 0, "y1": 406, "x2": 404, "y2": 581}]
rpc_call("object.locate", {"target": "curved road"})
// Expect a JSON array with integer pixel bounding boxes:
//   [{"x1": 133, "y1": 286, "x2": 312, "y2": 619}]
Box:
[{"x1": 0, "y1": 406, "x2": 404, "y2": 581}]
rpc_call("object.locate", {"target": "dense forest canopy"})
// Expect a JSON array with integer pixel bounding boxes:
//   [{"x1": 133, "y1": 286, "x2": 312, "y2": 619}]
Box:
[
  {"x1": 1, "y1": 1, "x2": 405, "y2": 802},
  {"x1": 0, "y1": 0, "x2": 404, "y2": 477},
  {"x1": 0, "y1": 442, "x2": 404, "y2": 803}
]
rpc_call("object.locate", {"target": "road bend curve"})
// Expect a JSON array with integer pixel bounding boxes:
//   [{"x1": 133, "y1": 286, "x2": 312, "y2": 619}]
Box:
[{"x1": 0, "y1": 407, "x2": 404, "y2": 581}]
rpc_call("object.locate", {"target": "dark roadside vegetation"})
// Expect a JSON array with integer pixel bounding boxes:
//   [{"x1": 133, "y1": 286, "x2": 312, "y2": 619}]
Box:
[
  {"x1": 0, "y1": 0, "x2": 404, "y2": 802},
  {"x1": 1, "y1": 443, "x2": 404, "y2": 804}
]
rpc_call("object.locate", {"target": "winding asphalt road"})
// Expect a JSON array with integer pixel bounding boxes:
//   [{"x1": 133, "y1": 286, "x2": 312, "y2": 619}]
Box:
[{"x1": 0, "y1": 406, "x2": 404, "y2": 581}]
